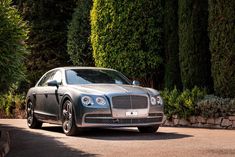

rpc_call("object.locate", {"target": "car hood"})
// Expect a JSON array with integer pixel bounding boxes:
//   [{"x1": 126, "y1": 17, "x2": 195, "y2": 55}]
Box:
[{"x1": 69, "y1": 84, "x2": 159, "y2": 96}]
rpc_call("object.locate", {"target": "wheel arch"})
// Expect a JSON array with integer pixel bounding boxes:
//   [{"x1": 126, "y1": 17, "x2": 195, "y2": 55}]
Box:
[
  {"x1": 60, "y1": 94, "x2": 79, "y2": 123},
  {"x1": 26, "y1": 96, "x2": 33, "y2": 109}
]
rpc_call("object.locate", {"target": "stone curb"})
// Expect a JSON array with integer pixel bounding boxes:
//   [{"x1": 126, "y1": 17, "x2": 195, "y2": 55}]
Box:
[
  {"x1": 0, "y1": 130, "x2": 10, "y2": 157},
  {"x1": 163, "y1": 116, "x2": 235, "y2": 129}
]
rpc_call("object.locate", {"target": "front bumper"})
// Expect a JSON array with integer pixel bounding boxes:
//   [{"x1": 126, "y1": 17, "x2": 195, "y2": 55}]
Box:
[
  {"x1": 74, "y1": 94, "x2": 164, "y2": 127},
  {"x1": 75, "y1": 105, "x2": 164, "y2": 127}
]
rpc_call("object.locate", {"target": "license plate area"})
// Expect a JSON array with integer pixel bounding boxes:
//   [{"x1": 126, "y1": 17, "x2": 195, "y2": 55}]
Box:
[
  {"x1": 126, "y1": 111, "x2": 138, "y2": 117},
  {"x1": 112, "y1": 109, "x2": 148, "y2": 118}
]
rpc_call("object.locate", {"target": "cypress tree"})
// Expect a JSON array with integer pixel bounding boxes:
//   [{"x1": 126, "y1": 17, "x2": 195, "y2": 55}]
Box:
[
  {"x1": 67, "y1": 0, "x2": 93, "y2": 66},
  {"x1": 163, "y1": 0, "x2": 182, "y2": 90},
  {"x1": 178, "y1": 0, "x2": 213, "y2": 90},
  {"x1": 208, "y1": 0, "x2": 235, "y2": 98}
]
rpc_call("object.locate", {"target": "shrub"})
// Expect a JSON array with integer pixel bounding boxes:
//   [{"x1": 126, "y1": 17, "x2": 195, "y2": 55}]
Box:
[
  {"x1": 0, "y1": 0, "x2": 28, "y2": 93},
  {"x1": 178, "y1": 0, "x2": 213, "y2": 90},
  {"x1": 91, "y1": 0, "x2": 163, "y2": 87},
  {"x1": 196, "y1": 95, "x2": 235, "y2": 118},
  {"x1": 208, "y1": 0, "x2": 235, "y2": 98},
  {"x1": 162, "y1": 87, "x2": 235, "y2": 119},
  {"x1": 67, "y1": 0, "x2": 94, "y2": 66},
  {"x1": 162, "y1": 86, "x2": 206, "y2": 119},
  {"x1": 0, "y1": 92, "x2": 25, "y2": 117},
  {"x1": 161, "y1": 87, "x2": 180, "y2": 118}
]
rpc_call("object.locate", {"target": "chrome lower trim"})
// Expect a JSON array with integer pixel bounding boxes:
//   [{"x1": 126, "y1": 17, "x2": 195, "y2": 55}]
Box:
[{"x1": 80, "y1": 112, "x2": 164, "y2": 127}]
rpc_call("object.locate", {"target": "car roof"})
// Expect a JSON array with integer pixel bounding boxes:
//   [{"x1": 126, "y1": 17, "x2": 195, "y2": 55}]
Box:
[{"x1": 52, "y1": 66, "x2": 117, "y2": 71}]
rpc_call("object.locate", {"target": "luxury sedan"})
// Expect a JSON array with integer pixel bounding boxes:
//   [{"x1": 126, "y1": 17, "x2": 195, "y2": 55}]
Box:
[{"x1": 26, "y1": 67, "x2": 164, "y2": 135}]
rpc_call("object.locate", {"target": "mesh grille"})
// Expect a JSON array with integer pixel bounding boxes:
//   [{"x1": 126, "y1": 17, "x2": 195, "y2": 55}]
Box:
[{"x1": 112, "y1": 95, "x2": 148, "y2": 109}]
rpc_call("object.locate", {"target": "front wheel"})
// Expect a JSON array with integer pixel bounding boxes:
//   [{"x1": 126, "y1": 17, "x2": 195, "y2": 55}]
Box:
[
  {"x1": 62, "y1": 100, "x2": 78, "y2": 136},
  {"x1": 138, "y1": 125, "x2": 160, "y2": 133},
  {"x1": 27, "y1": 101, "x2": 42, "y2": 129}
]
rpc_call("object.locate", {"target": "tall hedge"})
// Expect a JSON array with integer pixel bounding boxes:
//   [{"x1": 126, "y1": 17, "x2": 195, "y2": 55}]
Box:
[
  {"x1": 208, "y1": 0, "x2": 235, "y2": 98},
  {"x1": 178, "y1": 0, "x2": 213, "y2": 90},
  {"x1": 0, "y1": 0, "x2": 28, "y2": 93},
  {"x1": 23, "y1": 0, "x2": 76, "y2": 86},
  {"x1": 67, "y1": 0, "x2": 94, "y2": 66},
  {"x1": 163, "y1": 0, "x2": 182, "y2": 90},
  {"x1": 91, "y1": 0, "x2": 163, "y2": 87}
]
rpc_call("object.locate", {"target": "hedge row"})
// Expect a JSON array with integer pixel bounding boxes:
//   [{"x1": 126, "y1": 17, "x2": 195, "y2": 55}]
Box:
[{"x1": 12, "y1": 0, "x2": 234, "y2": 99}]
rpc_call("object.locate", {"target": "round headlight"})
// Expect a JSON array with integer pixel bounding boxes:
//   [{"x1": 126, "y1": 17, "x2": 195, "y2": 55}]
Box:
[
  {"x1": 81, "y1": 96, "x2": 94, "y2": 106},
  {"x1": 156, "y1": 96, "x2": 163, "y2": 106},
  {"x1": 96, "y1": 97, "x2": 106, "y2": 105},
  {"x1": 151, "y1": 97, "x2": 157, "y2": 105}
]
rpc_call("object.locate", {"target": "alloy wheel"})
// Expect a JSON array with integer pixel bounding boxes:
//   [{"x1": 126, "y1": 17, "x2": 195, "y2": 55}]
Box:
[
  {"x1": 62, "y1": 100, "x2": 73, "y2": 134},
  {"x1": 27, "y1": 102, "x2": 34, "y2": 126}
]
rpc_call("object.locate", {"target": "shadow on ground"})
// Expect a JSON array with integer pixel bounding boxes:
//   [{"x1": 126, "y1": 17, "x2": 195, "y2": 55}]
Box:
[
  {"x1": 0, "y1": 124, "x2": 97, "y2": 157},
  {"x1": 42, "y1": 126, "x2": 193, "y2": 141}
]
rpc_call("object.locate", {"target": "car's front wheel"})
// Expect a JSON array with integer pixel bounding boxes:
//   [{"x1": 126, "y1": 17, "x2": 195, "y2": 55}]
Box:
[
  {"x1": 62, "y1": 100, "x2": 78, "y2": 136},
  {"x1": 138, "y1": 125, "x2": 160, "y2": 133},
  {"x1": 27, "y1": 101, "x2": 42, "y2": 129}
]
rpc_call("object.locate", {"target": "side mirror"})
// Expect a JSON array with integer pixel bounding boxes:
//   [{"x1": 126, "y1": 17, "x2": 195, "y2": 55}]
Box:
[
  {"x1": 47, "y1": 80, "x2": 59, "y2": 88},
  {"x1": 132, "y1": 80, "x2": 140, "y2": 86}
]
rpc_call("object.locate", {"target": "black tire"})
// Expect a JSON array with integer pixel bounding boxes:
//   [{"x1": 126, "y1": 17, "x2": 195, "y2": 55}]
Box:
[
  {"x1": 62, "y1": 100, "x2": 78, "y2": 136},
  {"x1": 27, "y1": 101, "x2": 42, "y2": 129},
  {"x1": 138, "y1": 125, "x2": 160, "y2": 133}
]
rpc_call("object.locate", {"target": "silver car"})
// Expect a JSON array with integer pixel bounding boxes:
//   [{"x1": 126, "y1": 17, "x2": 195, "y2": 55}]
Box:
[{"x1": 26, "y1": 67, "x2": 164, "y2": 135}]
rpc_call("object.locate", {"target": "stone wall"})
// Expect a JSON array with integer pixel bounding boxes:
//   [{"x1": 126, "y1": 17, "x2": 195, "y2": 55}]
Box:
[{"x1": 163, "y1": 115, "x2": 235, "y2": 129}]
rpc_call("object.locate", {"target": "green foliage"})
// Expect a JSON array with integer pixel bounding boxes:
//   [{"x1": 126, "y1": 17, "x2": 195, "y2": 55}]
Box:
[
  {"x1": 23, "y1": 0, "x2": 77, "y2": 86},
  {"x1": 162, "y1": 86, "x2": 206, "y2": 119},
  {"x1": 178, "y1": 0, "x2": 213, "y2": 90},
  {"x1": 0, "y1": 92, "x2": 25, "y2": 117},
  {"x1": 91, "y1": 0, "x2": 163, "y2": 86},
  {"x1": 163, "y1": 0, "x2": 182, "y2": 90},
  {"x1": 197, "y1": 95, "x2": 235, "y2": 118},
  {"x1": 67, "y1": 0, "x2": 94, "y2": 66},
  {"x1": 208, "y1": 0, "x2": 235, "y2": 98},
  {"x1": 163, "y1": 87, "x2": 235, "y2": 119},
  {"x1": 0, "y1": 0, "x2": 28, "y2": 93}
]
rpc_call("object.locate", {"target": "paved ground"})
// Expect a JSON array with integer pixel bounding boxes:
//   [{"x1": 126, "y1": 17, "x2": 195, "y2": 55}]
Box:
[{"x1": 0, "y1": 119, "x2": 235, "y2": 157}]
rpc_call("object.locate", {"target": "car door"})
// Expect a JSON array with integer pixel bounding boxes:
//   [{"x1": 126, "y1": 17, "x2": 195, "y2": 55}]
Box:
[
  {"x1": 44, "y1": 70, "x2": 63, "y2": 121},
  {"x1": 35, "y1": 71, "x2": 55, "y2": 119}
]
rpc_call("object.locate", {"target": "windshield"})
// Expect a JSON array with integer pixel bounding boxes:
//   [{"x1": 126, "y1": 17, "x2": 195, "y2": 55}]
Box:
[{"x1": 65, "y1": 69, "x2": 131, "y2": 85}]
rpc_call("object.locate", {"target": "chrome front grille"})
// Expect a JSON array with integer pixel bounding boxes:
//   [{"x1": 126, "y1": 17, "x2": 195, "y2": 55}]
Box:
[{"x1": 112, "y1": 95, "x2": 148, "y2": 109}]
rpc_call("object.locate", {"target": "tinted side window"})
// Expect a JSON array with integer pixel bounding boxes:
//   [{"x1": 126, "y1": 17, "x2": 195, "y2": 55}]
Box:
[
  {"x1": 38, "y1": 71, "x2": 55, "y2": 86},
  {"x1": 52, "y1": 71, "x2": 62, "y2": 85}
]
